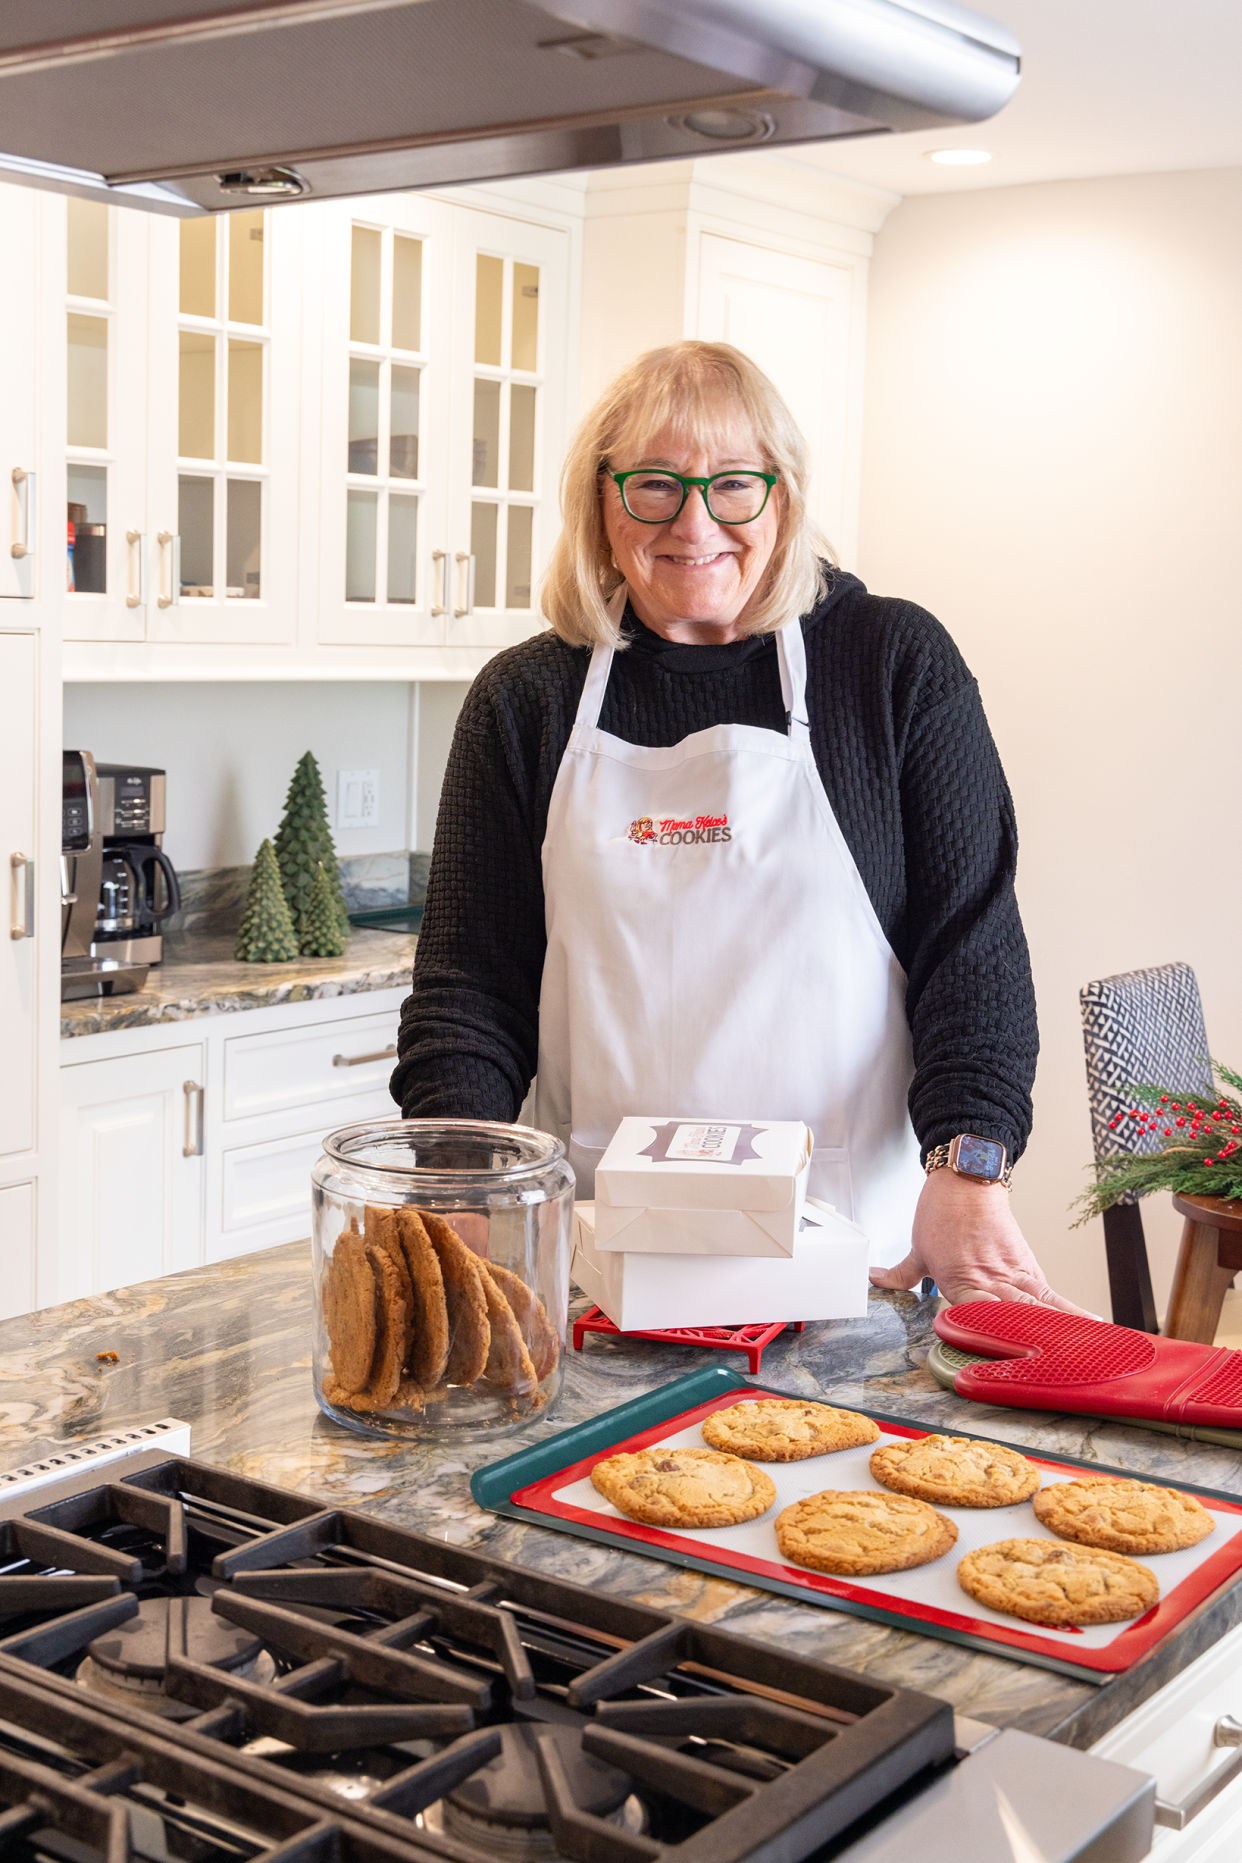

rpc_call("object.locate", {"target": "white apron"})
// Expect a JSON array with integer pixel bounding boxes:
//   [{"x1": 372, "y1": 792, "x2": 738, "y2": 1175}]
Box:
[{"x1": 533, "y1": 594, "x2": 925, "y2": 1266}]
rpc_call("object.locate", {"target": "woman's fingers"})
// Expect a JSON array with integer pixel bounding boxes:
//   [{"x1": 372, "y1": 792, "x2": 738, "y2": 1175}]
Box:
[{"x1": 868, "y1": 1252, "x2": 927, "y2": 1292}]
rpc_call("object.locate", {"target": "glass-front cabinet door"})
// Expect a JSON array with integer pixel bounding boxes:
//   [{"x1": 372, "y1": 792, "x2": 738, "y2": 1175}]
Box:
[
  {"x1": 317, "y1": 195, "x2": 454, "y2": 648},
  {"x1": 317, "y1": 197, "x2": 568, "y2": 653},
  {"x1": 145, "y1": 205, "x2": 301, "y2": 645},
  {"x1": 0, "y1": 182, "x2": 37, "y2": 601},
  {"x1": 63, "y1": 198, "x2": 151, "y2": 642},
  {"x1": 445, "y1": 208, "x2": 568, "y2": 651}
]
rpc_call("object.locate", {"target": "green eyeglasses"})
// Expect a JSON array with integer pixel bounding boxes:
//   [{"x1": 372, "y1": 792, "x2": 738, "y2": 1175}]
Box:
[{"x1": 610, "y1": 468, "x2": 778, "y2": 526}]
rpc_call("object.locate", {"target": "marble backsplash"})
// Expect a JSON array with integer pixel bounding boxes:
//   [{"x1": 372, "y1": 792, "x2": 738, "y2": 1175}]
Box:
[{"x1": 168, "y1": 849, "x2": 431, "y2": 940}]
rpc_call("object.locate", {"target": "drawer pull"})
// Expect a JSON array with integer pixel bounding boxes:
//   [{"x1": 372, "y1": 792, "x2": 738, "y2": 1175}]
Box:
[
  {"x1": 333, "y1": 1045, "x2": 397, "y2": 1068},
  {"x1": 1155, "y1": 1715, "x2": 1242, "y2": 1828},
  {"x1": 182, "y1": 1080, "x2": 204, "y2": 1157}
]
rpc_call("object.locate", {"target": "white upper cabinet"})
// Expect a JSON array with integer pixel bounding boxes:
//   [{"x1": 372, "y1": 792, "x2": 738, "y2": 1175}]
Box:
[
  {"x1": 60, "y1": 197, "x2": 301, "y2": 648},
  {"x1": 0, "y1": 185, "x2": 37, "y2": 601},
  {"x1": 149, "y1": 206, "x2": 301, "y2": 646},
  {"x1": 315, "y1": 197, "x2": 569, "y2": 654},
  {"x1": 446, "y1": 208, "x2": 568, "y2": 651},
  {"x1": 316, "y1": 194, "x2": 455, "y2": 649}
]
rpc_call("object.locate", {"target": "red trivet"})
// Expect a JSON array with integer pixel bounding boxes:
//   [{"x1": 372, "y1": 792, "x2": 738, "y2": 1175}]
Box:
[{"x1": 570, "y1": 1307, "x2": 804, "y2": 1374}]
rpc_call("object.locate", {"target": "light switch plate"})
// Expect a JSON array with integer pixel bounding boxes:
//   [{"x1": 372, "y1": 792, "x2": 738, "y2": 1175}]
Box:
[{"x1": 337, "y1": 768, "x2": 380, "y2": 829}]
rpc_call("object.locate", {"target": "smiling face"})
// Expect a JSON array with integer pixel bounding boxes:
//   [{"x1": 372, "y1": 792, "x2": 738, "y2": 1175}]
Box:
[{"x1": 602, "y1": 419, "x2": 782, "y2": 644}]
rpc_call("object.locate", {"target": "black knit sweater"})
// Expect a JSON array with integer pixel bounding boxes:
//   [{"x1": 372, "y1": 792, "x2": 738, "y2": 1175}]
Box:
[{"x1": 392, "y1": 571, "x2": 1038, "y2": 1161}]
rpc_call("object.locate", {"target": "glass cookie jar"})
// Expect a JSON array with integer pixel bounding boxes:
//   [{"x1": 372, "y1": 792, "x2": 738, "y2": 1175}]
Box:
[{"x1": 312, "y1": 1120, "x2": 574, "y2": 1440}]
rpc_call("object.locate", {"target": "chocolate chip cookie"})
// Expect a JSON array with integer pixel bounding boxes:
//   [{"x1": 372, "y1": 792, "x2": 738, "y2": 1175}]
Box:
[
  {"x1": 870, "y1": 1435, "x2": 1041, "y2": 1508},
  {"x1": 775, "y1": 1490, "x2": 958, "y2": 1576},
  {"x1": 1033, "y1": 1479, "x2": 1214, "y2": 1555},
  {"x1": 957, "y1": 1537, "x2": 1159, "y2": 1625},
  {"x1": 590, "y1": 1448, "x2": 777, "y2": 1527},
  {"x1": 702, "y1": 1400, "x2": 880, "y2": 1462}
]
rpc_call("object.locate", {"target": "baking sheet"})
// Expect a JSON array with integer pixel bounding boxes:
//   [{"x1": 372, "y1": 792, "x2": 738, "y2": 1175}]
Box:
[{"x1": 511, "y1": 1384, "x2": 1242, "y2": 1677}]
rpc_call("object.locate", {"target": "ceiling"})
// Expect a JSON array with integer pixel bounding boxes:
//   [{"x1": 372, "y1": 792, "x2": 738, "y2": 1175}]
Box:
[{"x1": 773, "y1": 0, "x2": 1242, "y2": 199}]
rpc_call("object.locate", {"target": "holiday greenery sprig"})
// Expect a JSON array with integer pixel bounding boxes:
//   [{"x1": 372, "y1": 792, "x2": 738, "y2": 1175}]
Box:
[{"x1": 1073, "y1": 1059, "x2": 1242, "y2": 1223}]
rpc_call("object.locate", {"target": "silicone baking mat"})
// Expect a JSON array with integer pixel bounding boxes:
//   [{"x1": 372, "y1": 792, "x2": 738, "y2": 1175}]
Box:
[{"x1": 473, "y1": 1366, "x2": 1242, "y2": 1685}]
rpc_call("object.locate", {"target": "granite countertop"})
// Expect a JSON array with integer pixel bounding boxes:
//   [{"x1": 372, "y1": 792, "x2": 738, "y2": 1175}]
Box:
[
  {"x1": 5, "y1": 1247, "x2": 1242, "y2": 1753},
  {"x1": 60, "y1": 924, "x2": 417, "y2": 1038}
]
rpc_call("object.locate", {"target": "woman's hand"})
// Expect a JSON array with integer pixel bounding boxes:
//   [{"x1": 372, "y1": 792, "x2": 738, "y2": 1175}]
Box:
[{"x1": 868, "y1": 1167, "x2": 1097, "y2": 1313}]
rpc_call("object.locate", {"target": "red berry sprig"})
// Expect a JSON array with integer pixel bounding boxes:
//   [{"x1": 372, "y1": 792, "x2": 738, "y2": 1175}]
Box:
[{"x1": 1108, "y1": 1092, "x2": 1242, "y2": 1168}]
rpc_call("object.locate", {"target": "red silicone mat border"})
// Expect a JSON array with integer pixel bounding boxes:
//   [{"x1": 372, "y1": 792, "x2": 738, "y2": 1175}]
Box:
[{"x1": 511, "y1": 1385, "x2": 1242, "y2": 1674}]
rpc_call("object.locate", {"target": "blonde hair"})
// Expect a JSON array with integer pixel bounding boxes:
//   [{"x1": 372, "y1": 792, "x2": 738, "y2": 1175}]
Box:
[{"x1": 541, "y1": 340, "x2": 833, "y2": 649}]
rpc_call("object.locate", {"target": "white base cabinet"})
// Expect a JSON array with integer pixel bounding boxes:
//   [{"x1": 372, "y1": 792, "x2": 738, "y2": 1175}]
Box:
[
  {"x1": 60, "y1": 1042, "x2": 206, "y2": 1301},
  {"x1": 58, "y1": 986, "x2": 406, "y2": 1302}
]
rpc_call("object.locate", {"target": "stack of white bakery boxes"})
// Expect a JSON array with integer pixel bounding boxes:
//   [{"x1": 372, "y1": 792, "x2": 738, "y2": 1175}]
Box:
[{"x1": 572, "y1": 1119, "x2": 869, "y2": 1330}]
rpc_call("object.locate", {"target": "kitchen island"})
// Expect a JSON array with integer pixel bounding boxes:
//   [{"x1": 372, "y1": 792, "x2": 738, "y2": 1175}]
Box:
[{"x1": 3, "y1": 1243, "x2": 1241, "y2": 1758}]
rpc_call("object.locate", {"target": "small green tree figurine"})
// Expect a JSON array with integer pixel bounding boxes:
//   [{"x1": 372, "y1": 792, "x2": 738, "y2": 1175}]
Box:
[
  {"x1": 300, "y1": 861, "x2": 347, "y2": 958},
  {"x1": 235, "y1": 839, "x2": 298, "y2": 963},
  {"x1": 273, "y1": 751, "x2": 350, "y2": 942}
]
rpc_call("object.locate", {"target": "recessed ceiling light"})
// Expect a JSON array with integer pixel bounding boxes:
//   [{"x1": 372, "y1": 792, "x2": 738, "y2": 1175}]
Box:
[{"x1": 926, "y1": 148, "x2": 992, "y2": 166}]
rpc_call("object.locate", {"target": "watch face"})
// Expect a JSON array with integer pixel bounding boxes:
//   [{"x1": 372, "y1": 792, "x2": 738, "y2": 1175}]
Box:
[{"x1": 954, "y1": 1134, "x2": 1005, "y2": 1180}]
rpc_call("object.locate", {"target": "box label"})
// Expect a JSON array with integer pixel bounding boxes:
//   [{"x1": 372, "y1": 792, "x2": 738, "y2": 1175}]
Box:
[{"x1": 665, "y1": 1124, "x2": 741, "y2": 1162}]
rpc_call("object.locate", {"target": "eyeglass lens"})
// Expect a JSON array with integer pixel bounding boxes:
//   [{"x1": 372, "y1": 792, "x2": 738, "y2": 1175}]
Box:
[{"x1": 622, "y1": 472, "x2": 769, "y2": 524}]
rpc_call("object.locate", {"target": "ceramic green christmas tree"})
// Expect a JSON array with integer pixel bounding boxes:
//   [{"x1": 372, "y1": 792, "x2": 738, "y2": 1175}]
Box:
[
  {"x1": 300, "y1": 861, "x2": 347, "y2": 958},
  {"x1": 235, "y1": 838, "x2": 298, "y2": 963},
  {"x1": 273, "y1": 751, "x2": 350, "y2": 943}
]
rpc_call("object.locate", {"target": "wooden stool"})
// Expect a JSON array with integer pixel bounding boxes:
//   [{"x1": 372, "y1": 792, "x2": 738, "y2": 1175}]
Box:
[{"x1": 1163, "y1": 1194, "x2": 1242, "y2": 1344}]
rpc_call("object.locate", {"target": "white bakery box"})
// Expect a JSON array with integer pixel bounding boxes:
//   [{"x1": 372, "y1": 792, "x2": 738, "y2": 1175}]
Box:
[
  {"x1": 593, "y1": 1118, "x2": 813, "y2": 1258},
  {"x1": 573, "y1": 1201, "x2": 871, "y2": 1332}
]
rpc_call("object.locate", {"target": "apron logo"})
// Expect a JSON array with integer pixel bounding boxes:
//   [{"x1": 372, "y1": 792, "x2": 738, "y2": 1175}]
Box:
[{"x1": 627, "y1": 814, "x2": 732, "y2": 846}]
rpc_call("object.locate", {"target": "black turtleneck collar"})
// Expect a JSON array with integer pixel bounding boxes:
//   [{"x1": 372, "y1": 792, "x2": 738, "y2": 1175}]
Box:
[{"x1": 618, "y1": 567, "x2": 852, "y2": 673}]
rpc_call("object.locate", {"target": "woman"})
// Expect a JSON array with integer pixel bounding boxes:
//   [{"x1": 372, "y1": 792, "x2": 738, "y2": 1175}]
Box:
[{"x1": 392, "y1": 341, "x2": 1080, "y2": 1310}]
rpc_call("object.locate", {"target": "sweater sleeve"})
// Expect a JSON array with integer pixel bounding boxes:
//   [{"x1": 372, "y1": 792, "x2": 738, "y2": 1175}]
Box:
[
  {"x1": 897, "y1": 678, "x2": 1038, "y2": 1162},
  {"x1": 389, "y1": 674, "x2": 549, "y2": 1121}
]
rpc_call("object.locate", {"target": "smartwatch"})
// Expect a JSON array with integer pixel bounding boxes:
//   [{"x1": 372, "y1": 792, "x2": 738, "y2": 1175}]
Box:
[{"x1": 925, "y1": 1133, "x2": 1012, "y2": 1189}]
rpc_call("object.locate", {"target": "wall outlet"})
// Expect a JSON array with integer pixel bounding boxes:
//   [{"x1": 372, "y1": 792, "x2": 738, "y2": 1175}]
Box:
[{"x1": 337, "y1": 768, "x2": 380, "y2": 829}]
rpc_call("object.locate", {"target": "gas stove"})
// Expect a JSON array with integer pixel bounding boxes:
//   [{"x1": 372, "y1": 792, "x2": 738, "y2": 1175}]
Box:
[{"x1": 0, "y1": 1433, "x2": 1155, "y2": 1863}]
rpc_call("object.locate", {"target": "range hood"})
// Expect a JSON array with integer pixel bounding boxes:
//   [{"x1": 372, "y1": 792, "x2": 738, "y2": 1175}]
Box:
[{"x1": 0, "y1": 0, "x2": 1020, "y2": 215}]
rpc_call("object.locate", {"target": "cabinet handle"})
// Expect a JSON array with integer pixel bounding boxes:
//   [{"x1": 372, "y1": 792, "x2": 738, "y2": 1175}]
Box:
[
  {"x1": 333, "y1": 1045, "x2": 397, "y2": 1067},
  {"x1": 454, "y1": 550, "x2": 475, "y2": 618},
  {"x1": 430, "y1": 548, "x2": 447, "y2": 617},
  {"x1": 1154, "y1": 1714, "x2": 1242, "y2": 1828},
  {"x1": 11, "y1": 466, "x2": 35, "y2": 561},
  {"x1": 125, "y1": 529, "x2": 146, "y2": 609},
  {"x1": 9, "y1": 853, "x2": 33, "y2": 940},
  {"x1": 156, "y1": 530, "x2": 180, "y2": 609},
  {"x1": 182, "y1": 1080, "x2": 204, "y2": 1157}
]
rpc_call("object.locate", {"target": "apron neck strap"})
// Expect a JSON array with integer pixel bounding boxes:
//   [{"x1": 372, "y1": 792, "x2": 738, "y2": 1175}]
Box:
[
  {"x1": 777, "y1": 619, "x2": 809, "y2": 736},
  {"x1": 574, "y1": 594, "x2": 809, "y2": 737},
  {"x1": 573, "y1": 582, "x2": 629, "y2": 731}
]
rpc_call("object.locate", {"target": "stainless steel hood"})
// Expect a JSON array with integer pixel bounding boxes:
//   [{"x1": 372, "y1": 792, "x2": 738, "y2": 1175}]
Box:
[{"x1": 0, "y1": 0, "x2": 1020, "y2": 215}]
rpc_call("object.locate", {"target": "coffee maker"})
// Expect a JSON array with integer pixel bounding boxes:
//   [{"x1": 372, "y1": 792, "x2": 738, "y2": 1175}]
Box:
[
  {"x1": 61, "y1": 750, "x2": 148, "y2": 1000},
  {"x1": 92, "y1": 762, "x2": 181, "y2": 966}
]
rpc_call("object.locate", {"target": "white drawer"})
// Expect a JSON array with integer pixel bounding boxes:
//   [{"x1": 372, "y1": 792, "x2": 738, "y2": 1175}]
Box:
[
  {"x1": 223, "y1": 1010, "x2": 399, "y2": 1122},
  {"x1": 220, "y1": 1097, "x2": 393, "y2": 1231},
  {"x1": 1092, "y1": 1615, "x2": 1242, "y2": 1859}
]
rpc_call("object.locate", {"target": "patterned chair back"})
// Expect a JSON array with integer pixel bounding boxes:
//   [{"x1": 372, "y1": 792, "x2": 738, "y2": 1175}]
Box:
[{"x1": 1080, "y1": 962, "x2": 1212, "y2": 1205}]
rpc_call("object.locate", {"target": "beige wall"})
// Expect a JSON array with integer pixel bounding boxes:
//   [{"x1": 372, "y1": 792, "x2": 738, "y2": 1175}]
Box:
[{"x1": 857, "y1": 167, "x2": 1242, "y2": 1316}]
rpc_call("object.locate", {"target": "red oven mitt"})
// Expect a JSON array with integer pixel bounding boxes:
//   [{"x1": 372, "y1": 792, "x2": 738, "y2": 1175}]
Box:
[{"x1": 934, "y1": 1302, "x2": 1242, "y2": 1429}]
